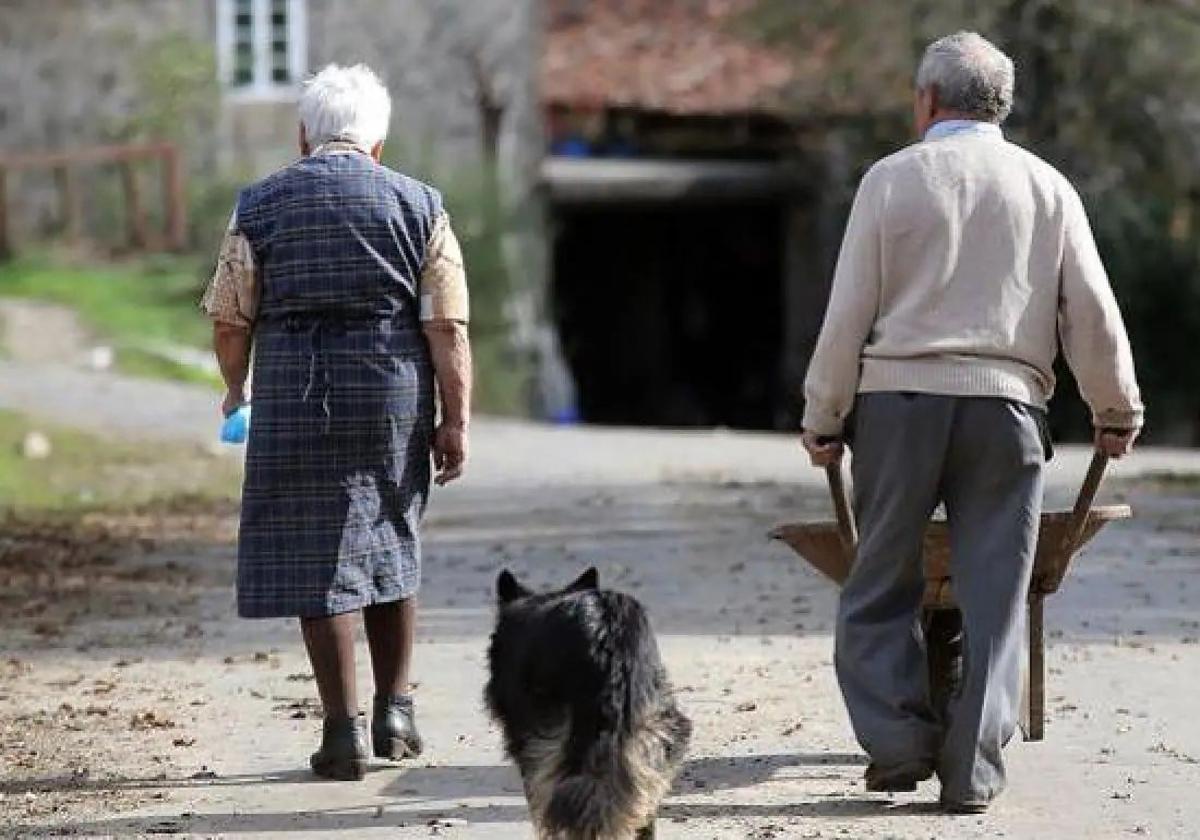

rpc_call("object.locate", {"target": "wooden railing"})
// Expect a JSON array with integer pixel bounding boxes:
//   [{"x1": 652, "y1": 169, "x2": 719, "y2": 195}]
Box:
[{"x1": 0, "y1": 142, "x2": 187, "y2": 258}]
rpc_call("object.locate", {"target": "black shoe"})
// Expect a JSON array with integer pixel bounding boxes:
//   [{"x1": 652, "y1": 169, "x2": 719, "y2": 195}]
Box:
[
  {"x1": 372, "y1": 694, "x2": 423, "y2": 760},
  {"x1": 864, "y1": 759, "x2": 935, "y2": 792},
  {"x1": 310, "y1": 715, "x2": 368, "y2": 781},
  {"x1": 941, "y1": 796, "x2": 991, "y2": 814}
]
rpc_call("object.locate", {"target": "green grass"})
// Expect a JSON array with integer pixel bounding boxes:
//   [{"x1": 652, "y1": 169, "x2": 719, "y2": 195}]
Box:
[
  {"x1": 115, "y1": 347, "x2": 222, "y2": 389},
  {"x1": 0, "y1": 409, "x2": 239, "y2": 512},
  {"x1": 0, "y1": 251, "x2": 528, "y2": 413},
  {"x1": 0, "y1": 254, "x2": 212, "y2": 367}
]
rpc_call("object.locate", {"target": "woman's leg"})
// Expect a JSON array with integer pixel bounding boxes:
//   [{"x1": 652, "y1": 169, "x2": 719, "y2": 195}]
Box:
[
  {"x1": 300, "y1": 612, "x2": 359, "y2": 718},
  {"x1": 301, "y1": 612, "x2": 366, "y2": 779},
  {"x1": 363, "y1": 598, "x2": 416, "y2": 697},
  {"x1": 364, "y1": 598, "x2": 423, "y2": 758}
]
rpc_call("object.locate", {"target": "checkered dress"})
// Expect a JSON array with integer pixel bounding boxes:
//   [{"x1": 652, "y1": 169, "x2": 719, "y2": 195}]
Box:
[{"x1": 234, "y1": 151, "x2": 440, "y2": 618}]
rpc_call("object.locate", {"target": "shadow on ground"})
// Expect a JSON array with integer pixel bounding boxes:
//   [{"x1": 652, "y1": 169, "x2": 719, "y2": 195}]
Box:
[{"x1": 10, "y1": 752, "x2": 925, "y2": 836}]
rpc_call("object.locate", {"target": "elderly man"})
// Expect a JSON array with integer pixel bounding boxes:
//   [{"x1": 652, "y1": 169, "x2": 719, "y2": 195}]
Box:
[
  {"x1": 801, "y1": 32, "x2": 1142, "y2": 811},
  {"x1": 201, "y1": 64, "x2": 471, "y2": 780}
]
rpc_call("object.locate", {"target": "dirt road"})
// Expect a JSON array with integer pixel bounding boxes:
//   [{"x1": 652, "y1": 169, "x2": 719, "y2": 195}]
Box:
[{"x1": 3, "y1": 408, "x2": 1200, "y2": 839}]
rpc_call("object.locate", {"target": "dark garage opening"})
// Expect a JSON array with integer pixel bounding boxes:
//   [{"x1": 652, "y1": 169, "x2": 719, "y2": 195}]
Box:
[{"x1": 552, "y1": 200, "x2": 784, "y2": 429}]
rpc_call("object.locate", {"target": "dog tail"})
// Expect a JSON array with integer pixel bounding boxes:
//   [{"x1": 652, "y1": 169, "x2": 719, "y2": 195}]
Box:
[
  {"x1": 543, "y1": 736, "x2": 630, "y2": 837},
  {"x1": 543, "y1": 593, "x2": 689, "y2": 837}
]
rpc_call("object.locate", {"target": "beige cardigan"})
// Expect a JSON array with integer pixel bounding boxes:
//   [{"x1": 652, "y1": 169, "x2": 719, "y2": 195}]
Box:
[{"x1": 802, "y1": 130, "x2": 1143, "y2": 436}]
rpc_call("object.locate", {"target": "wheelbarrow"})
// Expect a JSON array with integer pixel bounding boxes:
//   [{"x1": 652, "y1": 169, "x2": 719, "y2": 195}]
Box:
[{"x1": 771, "y1": 451, "x2": 1130, "y2": 741}]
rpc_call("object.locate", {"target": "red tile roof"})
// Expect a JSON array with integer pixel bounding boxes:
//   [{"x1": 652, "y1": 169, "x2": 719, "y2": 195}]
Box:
[{"x1": 543, "y1": 0, "x2": 798, "y2": 116}]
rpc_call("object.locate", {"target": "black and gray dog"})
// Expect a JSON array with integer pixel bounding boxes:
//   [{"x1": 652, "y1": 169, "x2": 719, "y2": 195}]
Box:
[{"x1": 485, "y1": 568, "x2": 692, "y2": 840}]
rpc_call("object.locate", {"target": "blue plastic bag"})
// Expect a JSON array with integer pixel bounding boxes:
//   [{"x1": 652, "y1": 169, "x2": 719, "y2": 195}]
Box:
[{"x1": 220, "y1": 404, "x2": 251, "y2": 444}]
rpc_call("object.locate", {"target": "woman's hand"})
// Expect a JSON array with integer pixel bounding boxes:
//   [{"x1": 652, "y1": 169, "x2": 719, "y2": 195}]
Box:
[
  {"x1": 222, "y1": 389, "x2": 247, "y2": 418},
  {"x1": 434, "y1": 421, "x2": 468, "y2": 485},
  {"x1": 423, "y1": 319, "x2": 472, "y2": 487},
  {"x1": 213, "y1": 322, "x2": 252, "y2": 417}
]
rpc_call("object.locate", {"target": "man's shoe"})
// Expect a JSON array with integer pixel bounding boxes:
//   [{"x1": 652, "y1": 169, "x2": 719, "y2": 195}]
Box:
[
  {"x1": 941, "y1": 797, "x2": 990, "y2": 815},
  {"x1": 310, "y1": 715, "x2": 368, "y2": 781},
  {"x1": 372, "y1": 694, "x2": 423, "y2": 760},
  {"x1": 864, "y1": 759, "x2": 935, "y2": 792}
]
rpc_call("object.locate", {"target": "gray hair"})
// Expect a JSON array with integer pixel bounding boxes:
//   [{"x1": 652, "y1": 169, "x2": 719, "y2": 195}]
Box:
[
  {"x1": 298, "y1": 64, "x2": 392, "y2": 149},
  {"x1": 916, "y1": 32, "x2": 1015, "y2": 123}
]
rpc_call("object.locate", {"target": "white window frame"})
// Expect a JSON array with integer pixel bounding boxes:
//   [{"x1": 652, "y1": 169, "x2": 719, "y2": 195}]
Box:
[{"x1": 216, "y1": 0, "x2": 307, "y2": 101}]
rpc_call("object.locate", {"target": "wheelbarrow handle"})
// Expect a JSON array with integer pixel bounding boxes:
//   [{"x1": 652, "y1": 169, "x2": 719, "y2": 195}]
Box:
[
  {"x1": 1062, "y1": 450, "x2": 1110, "y2": 556},
  {"x1": 825, "y1": 463, "x2": 858, "y2": 553}
]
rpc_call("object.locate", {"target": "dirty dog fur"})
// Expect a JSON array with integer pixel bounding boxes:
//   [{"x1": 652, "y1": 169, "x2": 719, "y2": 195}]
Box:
[{"x1": 485, "y1": 568, "x2": 692, "y2": 840}]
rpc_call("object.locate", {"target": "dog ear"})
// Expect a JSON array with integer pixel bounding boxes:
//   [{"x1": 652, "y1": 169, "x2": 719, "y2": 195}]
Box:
[
  {"x1": 566, "y1": 567, "x2": 599, "y2": 592},
  {"x1": 497, "y1": 569, "x2": 531, "y2": 604}
]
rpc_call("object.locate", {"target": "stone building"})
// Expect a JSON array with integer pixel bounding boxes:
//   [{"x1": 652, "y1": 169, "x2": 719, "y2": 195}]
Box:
[
  {"x1": 540, "y1": 0, "x2": 831, "y2": 429},
  {"x1": 0, "y1": 0, "x2": 540, "y2": 209},
  {"x1": 0, "y1": 0, "x2": 832, "y2": 429}
]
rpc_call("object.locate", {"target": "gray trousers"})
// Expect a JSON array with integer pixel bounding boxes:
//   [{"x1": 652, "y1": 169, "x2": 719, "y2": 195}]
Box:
[{"x1": 835, "y1": 393, "x2": 1045, "y2": 803}]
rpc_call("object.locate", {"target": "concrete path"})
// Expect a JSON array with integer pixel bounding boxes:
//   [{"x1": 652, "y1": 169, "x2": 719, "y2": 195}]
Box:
[{"x1": 3, "y1": 359, "x2": 1200, "y2": 839}]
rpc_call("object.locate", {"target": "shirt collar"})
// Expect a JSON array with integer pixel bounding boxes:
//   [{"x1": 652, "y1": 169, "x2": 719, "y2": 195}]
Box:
[
  {"x1": 923, "y1": 119, "x2": 1004, "y2": 142},
  {"x1": 312, "y1": 138, "x2": 372, "y2": 157}
]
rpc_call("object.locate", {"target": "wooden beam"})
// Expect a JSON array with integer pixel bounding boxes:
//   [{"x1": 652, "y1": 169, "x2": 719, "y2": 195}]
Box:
[
  {"x1": 0, "y1": 166, "x2": 9, "y2": 260},
  {"x1": 543, "y1": 157, "x2": 801, "y2": 204},
  {"x1": 0, "y1": 142, "x2": 174, "y2": 172},
  {"x1": 1027, "y1": 595, "x2": 1046, "y2": 741},
  {"x1": 119, "y1": 161, "x2": 149, "y2": 250},
  {"x1": 55, "y1": 165, "x2": 83, "y2": 245},
  {"x1": 162, "y1": 145, "x2": 187, "y2": 251}
]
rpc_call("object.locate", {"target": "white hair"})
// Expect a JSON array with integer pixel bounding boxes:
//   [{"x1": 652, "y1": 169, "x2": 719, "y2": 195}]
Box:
[
  {"x1": 298, "y1": 63, "x2": 392, "y2": 149},
  {"x1": 916, "y1": 31, "x2": 1015, "y2": 123}
]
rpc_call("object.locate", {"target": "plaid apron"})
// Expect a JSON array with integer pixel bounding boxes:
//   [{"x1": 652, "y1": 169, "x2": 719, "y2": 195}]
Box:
[{"x1": 233, "y1": 149, "x2": 440, "y2": 618}]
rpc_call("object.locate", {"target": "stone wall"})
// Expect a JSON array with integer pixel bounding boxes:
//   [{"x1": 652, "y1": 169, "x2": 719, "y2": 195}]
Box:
[
  {"x1": 0, "y1": 1, "x2": 214, "y2": 152},
  {"x1": 309, "y1": 0, "x2": 541, "y2": 184}
]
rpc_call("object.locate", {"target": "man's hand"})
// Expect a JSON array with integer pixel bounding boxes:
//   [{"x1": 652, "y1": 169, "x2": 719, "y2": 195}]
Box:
[
  {"x1": 221, "y1": 389, "x2": 246, "y2": 418},
  {"x1": 1095, "y1": 427, "x2": 1138, "y2": 459},
  {"x1": 433, "y1": 422, "x2": 468, "y2": 486},
  {"x1": 801, "y1": 430, "x2": 844, "y2": 467}
]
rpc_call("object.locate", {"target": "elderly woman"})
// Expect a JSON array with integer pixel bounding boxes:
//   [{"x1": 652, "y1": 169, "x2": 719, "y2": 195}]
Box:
[{"x1": 201, "y1": 64, "x2": 472, "y2": 781}]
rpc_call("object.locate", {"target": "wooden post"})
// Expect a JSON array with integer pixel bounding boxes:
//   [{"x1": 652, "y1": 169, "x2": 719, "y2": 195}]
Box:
[
  {"x1": 55, "y1": 165, "x2": 83, "y2": 245},
  {"x1": 0, "y1": 166, "x2": 9, "y2": 260},
  {"x1": 161, "y1": 145, "x2": 186, "y2": 251},
  {"x1": 119, "y1": 161, "x2": 148, "y2": 250},
  {"x1": 1027, "y1": 595, "x2": 1045, "y2": 741}
]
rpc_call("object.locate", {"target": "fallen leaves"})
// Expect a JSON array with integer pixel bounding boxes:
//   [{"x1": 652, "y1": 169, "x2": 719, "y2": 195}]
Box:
[
  {"x1": 1149, "y1": 741, "x2": 1200, "y2": 764},
  {"x1": 2, "y1": 658, "x2": 32, "y2": 678},
  {"x1": 129, "y1": 711, "x2": 176, "y2": 731},
  {"x1": 272, "y1": 697, "x2": 322, "y2": 720}
]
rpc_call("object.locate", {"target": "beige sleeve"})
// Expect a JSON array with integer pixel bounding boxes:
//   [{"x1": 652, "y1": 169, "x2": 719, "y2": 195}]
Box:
[
  {"x1": 1058, "y1": 186, "x2": 1144, "y2": 430},
  {"x1": 801, "y1": 167, "x2": 885, "y2": 436},
  {"x1": 419, "y1": 211, "x2": 469, "y2": 323},
  {"x1": 200, "y1": 214, "x2": 260, "y2": 329}
]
